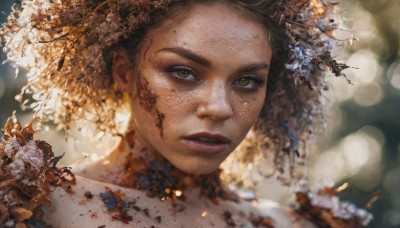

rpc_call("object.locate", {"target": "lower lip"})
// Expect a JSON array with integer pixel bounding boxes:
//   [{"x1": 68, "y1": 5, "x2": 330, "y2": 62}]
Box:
[{"x1": 182, "y1": 139, "x2": 227, "y2": 155}]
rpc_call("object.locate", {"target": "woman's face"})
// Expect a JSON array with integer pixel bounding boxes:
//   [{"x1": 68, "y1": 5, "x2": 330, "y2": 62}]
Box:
[{"x1": 115, "y1": 3, "x2": 273, "y2": 174}]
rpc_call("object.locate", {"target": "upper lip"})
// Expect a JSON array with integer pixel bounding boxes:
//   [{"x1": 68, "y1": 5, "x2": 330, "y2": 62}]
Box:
[{"x1": 184, "y1": 132, "x2": 231, "y2": 144}]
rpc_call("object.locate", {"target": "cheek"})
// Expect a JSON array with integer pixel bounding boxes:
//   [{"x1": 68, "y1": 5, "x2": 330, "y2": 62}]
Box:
[
  {"x1": 232, "y1": 97, "x2": 265, "y2": 142},
  {"x1": 162, "y1": 89, "x2": 193, "y2": 111},
  {"x1": 133, "y1": 76, "x2": 197, "y2": 138},
  {"x1": 130, "y1": 71, "x2": 166, "y2": 137},
  {"x1": 156, "y1": 88, "x2": 197, "y2": 131},
  {"x1": 235, "y1": 92, "x2": 266, "y2": 124}
]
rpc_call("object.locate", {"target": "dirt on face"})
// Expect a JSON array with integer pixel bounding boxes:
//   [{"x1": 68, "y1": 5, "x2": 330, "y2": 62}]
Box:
[
  {"x1": 155, "y1": 110, "x2": 165, "y2": 137},
  {"x1": 136, "y1": 73, "x2": 165, "y2": 137}
]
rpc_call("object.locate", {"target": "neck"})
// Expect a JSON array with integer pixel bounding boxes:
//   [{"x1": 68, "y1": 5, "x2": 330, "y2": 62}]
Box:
[{"x1": 104, "y1": 130, "x2": 237, "y2": 204}]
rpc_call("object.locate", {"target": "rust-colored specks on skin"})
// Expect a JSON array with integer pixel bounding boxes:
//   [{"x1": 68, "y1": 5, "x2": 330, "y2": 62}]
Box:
[
  {"x1": 155, "y1": 110, "x2": 165, "y2": 137},
  {"x1": 137, "y1": 73, "x2": 158, "y2": 112},
  {"x1": 137, "y1": 73, "x2": 165, "y2": 137},
  {"x1": 100, "y1": 188, "x2": 133, "y2": 224}
]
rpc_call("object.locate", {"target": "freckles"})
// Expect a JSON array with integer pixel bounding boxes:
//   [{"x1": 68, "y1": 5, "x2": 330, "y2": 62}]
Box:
[
  {"x1": 161, "y1": 90, "x2": 196, "y2": 127},
  {"x1": 238, "y1": 101, "x2": 251, "y2": 119},
  {"x1": 165, "y1": 89, "x2": 193, "y2": 109},
  {"x1": 238, "y1": 97, "x2": 262, "y2": 120},
  {"x1": 136, "y1": 72, "x2": 165, "y2": 138},
  {"x1": 165, "y1": 89, "x2": 183, "y2": 110}
]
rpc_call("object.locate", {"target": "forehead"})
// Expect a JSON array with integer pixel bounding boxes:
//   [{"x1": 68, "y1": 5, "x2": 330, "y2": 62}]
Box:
[{"x1": 141, "y1": 3, "x2": 272, "y2": 63}]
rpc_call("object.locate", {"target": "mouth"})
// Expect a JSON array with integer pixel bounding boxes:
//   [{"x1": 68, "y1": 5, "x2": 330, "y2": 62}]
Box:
[{"x1": 182, "y1": 132, "x2": 231, "y2": 155}]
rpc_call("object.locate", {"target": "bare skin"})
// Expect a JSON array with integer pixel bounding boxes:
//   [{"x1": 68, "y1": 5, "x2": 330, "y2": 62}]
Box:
[
  {"x1": 43, "y1": 3, "x2": 315, "y2": 227},
  {"x1": 45, "y1": 138, "x2": 314, "y2": 227},
  {"x1": 45, "y1": 175, "x2": 313, "y2": 228}
]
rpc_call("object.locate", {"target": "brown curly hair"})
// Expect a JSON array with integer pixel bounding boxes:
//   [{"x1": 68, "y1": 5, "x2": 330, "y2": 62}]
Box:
[{"x1": 1, "y1": 0, "x2": 347, "y2": 185}]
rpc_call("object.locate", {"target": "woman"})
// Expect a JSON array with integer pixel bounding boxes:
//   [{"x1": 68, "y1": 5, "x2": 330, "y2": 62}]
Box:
[{"x1": 0, "y1": 0, "x2": 369, "y2": 227}]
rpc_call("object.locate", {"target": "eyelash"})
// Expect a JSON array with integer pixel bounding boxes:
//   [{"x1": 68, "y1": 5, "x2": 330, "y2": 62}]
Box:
[
  {"x1": 234, "y1": 76, "x2": 266, "y2": 90},
  {"x1": 165, "y1": 66, "x2": 197, "y2": 81},
  {"x1": 165, "y1": 65, "x2": 266, "y2": 90}
]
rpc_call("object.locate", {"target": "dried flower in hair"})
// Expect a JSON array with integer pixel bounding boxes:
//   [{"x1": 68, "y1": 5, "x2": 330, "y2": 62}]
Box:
[{"x1": 295, "y1": 187, "x2": 373, "y2": 227}]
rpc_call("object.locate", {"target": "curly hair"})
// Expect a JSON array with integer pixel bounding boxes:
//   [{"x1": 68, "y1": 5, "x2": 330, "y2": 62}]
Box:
[{"x1": 1, "y1": 0, "x2": 348, "y2": 186}]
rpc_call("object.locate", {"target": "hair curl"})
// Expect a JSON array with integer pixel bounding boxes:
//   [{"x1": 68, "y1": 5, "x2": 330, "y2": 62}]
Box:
[{"x1": 1, "y1": 0, "x2": 349, "y2": 186}]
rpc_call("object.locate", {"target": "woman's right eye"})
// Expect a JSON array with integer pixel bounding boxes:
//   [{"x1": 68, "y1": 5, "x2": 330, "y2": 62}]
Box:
[{"x1": 167, "y1": 66, "x2": 196, "y2": 81}]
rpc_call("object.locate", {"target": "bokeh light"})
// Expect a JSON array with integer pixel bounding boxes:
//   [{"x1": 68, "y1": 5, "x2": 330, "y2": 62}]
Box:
[
  {"x1": 347, "y1": 50, "x2": 381, "y2": 84},
  {"x1": 312, "y1": 126, "x2": 384, "y2": 188},
  {"x1": 353, "y1": 82, "x2": 384, "y2": 106},
  {"x1": 388, "y1": 60, "x2": 400, "y2": 89},
  {"x1": 383, "y1": 209, "x2": 400, "y2": 227}
]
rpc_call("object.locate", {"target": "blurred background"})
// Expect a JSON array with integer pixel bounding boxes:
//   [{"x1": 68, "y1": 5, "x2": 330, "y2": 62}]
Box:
[{"x1": 0, "y1": 1, "x2": 399, "y2": 227}]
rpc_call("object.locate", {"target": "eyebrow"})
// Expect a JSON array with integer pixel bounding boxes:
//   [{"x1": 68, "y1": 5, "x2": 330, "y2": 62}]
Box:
[
  {"x1": 157, "y1": 47, "x2": 211, "y2": 67},
  {"x1": 157, "y1": 47, "x2": 269, "y2": 73},
  {"x1": 237, "y1": 63, "x2": 269, "y2": 73}
]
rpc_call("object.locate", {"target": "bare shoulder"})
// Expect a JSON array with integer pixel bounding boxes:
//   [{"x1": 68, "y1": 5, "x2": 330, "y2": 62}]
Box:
[
  {"x1": 43, "y1": 175, "x2": 228, "y2": 228},
  {"x1": 42, "y1": 160, "x2": 314, "y2": 227},
  {"x1": 43, "y1": 175, "x2": 152, "y2": 228},
  {"x1": 43, "y1": 175, "x2": 313, "y2": 228}
]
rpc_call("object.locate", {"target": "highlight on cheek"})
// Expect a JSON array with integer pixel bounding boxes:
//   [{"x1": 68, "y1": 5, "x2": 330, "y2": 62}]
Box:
[{"x1": 136, "y1": 73, "x2": 165, "y2": 137}]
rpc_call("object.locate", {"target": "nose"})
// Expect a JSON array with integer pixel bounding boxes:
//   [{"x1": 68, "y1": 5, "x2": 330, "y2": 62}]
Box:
[{"x1": 196, "y1": 81, "x2": 233, "y2": 121}]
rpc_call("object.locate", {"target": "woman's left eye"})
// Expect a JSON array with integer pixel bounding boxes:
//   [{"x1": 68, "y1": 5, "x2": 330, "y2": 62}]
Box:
[
  {"x1": 166, "y1": 66, "x2": 197, "y2": 81},
  {"x1": 176, "y1": 69, "x2": 195, "y2": 80},
  {"x1": 234, "y1": 77, "x2": 265, "y2": 90}
]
